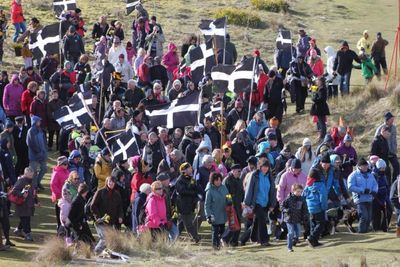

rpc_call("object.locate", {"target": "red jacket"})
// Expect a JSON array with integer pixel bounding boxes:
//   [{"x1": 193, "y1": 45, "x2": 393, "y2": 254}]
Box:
[
  {"x1": 30, "y1": 97, "x2": 48, "y2": 128},
  {"x1": 130, "y1": 172, "x2": 152, "y2": 202},
  {"x1": 11, "y1": 0, "x2": 24, "y2": 24},
  {"x1": 21, "y1": 89, "x2": 35, "y2": 115},
  {"x1": 138, "y1": 63, "x2": 150, "y2": 84}
]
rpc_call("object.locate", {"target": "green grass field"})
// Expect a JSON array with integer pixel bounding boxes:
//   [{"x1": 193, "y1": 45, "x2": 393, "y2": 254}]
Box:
[{"x1": 0, "y1": 0, "x2": 399, "y2": 266}]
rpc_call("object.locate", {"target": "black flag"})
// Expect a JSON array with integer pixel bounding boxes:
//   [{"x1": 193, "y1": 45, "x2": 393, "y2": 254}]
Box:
[
  {"x1": 199, "y1": 17, "x2": 226, "y2": 50},
  {"x1": 29, "y1": 23, "x2": 61, "y2": 59},
  {"x1": 189, "y1": 38, "x2": 215, "y2": 86},
  {"x1": 211, "y1": 64, "x2": 235, "y2": 93},
  {"x1": 276, "y1": 30, "x2": 292, "y2": 49},
  {"x1": 53, "y1": 0, "x2": 77, "y2": 18},
  {"x1": 111, "y1": 128, "x2": 140, "y2": 163},
  {"x1": 228, "y1": 57, "x2": 257, "y2": 93},
  {"x1": 126, "y1": 0, "x2": 141, "y2": 15}
]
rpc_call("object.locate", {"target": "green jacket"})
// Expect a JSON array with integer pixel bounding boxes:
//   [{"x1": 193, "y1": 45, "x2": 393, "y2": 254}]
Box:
[
  {"x1": 205, "y1": 182, "x2": 229, "y2": 225},
  {"x1": 353, "y1": 58, "x2": 377, "y2": 79}
]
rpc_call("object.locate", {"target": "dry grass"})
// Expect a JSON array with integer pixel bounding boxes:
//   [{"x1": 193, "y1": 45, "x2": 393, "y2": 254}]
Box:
[{"x1": 33, "y1": 236, "x2": 73, "y2": 266}]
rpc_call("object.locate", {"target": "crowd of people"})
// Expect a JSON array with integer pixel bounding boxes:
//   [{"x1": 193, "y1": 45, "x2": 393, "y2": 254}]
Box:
[{"x1": 0, "y1": 0, "x2": 397, "y2": 255}]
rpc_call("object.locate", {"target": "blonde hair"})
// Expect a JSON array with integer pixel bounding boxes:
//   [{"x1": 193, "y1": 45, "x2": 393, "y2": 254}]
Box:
[
  {"x1": 151, "y1": 181, "x2": 162, "y2": 192},
  {"x1": 233, "y1": 119, "x2": 246, "y2": 133},
  {"x1": 212, "y1": 149, "x2": 223, "y2": 163},
  {"x1": 138, "y1": 48, "x2": 145, "y2": 57},
  {"x1": 68, "y1": 171, "x2": 79, "y2": 182}
]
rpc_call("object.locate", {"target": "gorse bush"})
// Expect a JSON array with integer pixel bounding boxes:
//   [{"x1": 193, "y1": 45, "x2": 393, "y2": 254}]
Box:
[
  {"x1": 250, "y1": 0, "x2": 290, "y2": 13},
  {"x1": 214, "y1": 8, "x2": 263, "y2": 29}
]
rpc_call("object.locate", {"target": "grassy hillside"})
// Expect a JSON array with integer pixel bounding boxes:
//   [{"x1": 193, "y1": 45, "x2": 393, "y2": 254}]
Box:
[{"x1": 0, "y1": 0, "x2": 399, "y2": 266}]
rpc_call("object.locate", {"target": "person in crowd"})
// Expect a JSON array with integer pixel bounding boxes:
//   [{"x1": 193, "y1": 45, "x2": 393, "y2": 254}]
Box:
[
  {"x1": 264, "y1": 70, "x2": 284, "y2": 122},
  {"x1": 114, "y1": 54, "x2": 134, "y2": 86},
  {"x1": 205, "y1": 172, "x2": 229, "y2": 250},
  {"x1": 144, "y1": 181, "x2": 168, "y2": 238},
  {"x1": 23, "y1": 67, "x2": 42, "y2": 90},
  {"x1": 0, "y1": 119, "x2": 16, "y2": 163},
  {"x1": 282, "y1": 183, "x2": 308, "y2": 252},
  {"x1": 374, "y1": 112, "x2": 398, "y2": 184},
  {"x1": 29, "y1": 89, "x2": 47, "y2": 129},
  {"x1": 296, "y1": 29, "x2": 311, "y2": 57},
  {"x1": 162, "y1": 43, "x2": 179, "y2": 83},
  {"x1": 357, "y1": 30, "x2": 372, "y2": 55},
  {"x1": 288, "y1": 55, "x2": 313, "y2": 113},
  {"x1": 295, "y1": 138, "x2": 314, "y2": 175},
  {"x1": 26, "y1": 116, "x2": 47, "y2": 190},
  {"x1": 68, "y1": 183, "x2": 95, "y2": 244},
  {"x1": 353, "y1": 51, "x2": 377, "y2": 84},
  {"x1": 348, "y1": 158, "x2": 378, "y2": 233},
  {"x1": 92, "y1": 16, "x2": 109, "y2": 41},
  {"x1": 0, "y1": 71, "x2": 9, "y2": 108},
  {"x1": 371, "y1": 126, "x2": 391, "y2": 181},
  {"x1": 91, "y1": 176, "x2": 123, "y2": 254},
  {"x1": 50, "y1": 156, "x2": 70, "y2": 230},
  {"x1": 371, "y1": 159, "x2": 391, "y2": 232},
  {"x1": 247, "y1": 111, "x2": 268, "y2": 143},
  {"x1": 143, "y1": 131, "x2": 166, "y2": 177},
  {"x1": 63, "y1": 25, "x2": 85, "y2": 65},
  {"x1": 94, "y1": 148, "x2": 112, "y2": 190},
  {"x1": 130, "y1": 158, "x2": 152, "y2": 201},
  {"x1": 3, "y1": 74, "x2": 24, "y2": 121},
  {"x1": 49, "y1": 61, "x2": 77, "y2": 102},
  {"x1": 47, "y1": 90, "x2": 63, "y2": 150},
  {"x1": 158, "y1": 149, "x2": 184, "y2": 182},
  {"x1": 123, "y1": 80, "x2": 145, "y2": 109},
  {"x1": 274, "y1": 145, "x2": 295, "y2": 175},
  {"x1": 334, "y1": 134, "x2": 357, "y2": 180},
  {"x1": 303, "y1": 167, "x2": 327, "y2": 247},
  {"x1": 20, "y1": 80, "x2": 37, "y2": 124},
  {"x1": 371, "y1": 32, "x2": 388, "y2": 79},
  {"x1": 108, "y1": 37, "x2": 127, "y2": 66},
  {"x1": 274, "y1": 40, "x2": 296, "y2": 78},
  {"x1": 244, "y1": 158, "x2": 276, "y2": 246},
  {"x1": 0, "y1": 138, "x2": 16, "y2": 187},
  {"x1": 74, "y1": 54, "x2": 91, "y2": 85},
  {"x1": 333, "y1": 41, "x2": 361, "y2": 96},
  {"x1": 324, "y1": 46, "x2": 340, "y2": 98},
  {"x1": 310, "y1": 76, "x2": 330, "y2": 141},
  {"x1": 307, "y1": 49, "x2": 324, "y2": 77},
  {"x1": 12, "y1": 116, "x2": 28, "y2": 175},
  {"x1": 226, "y1": 97, "x2": 247, "y2": 135},
  {"x1": 39, "y1": 53, "x2": 58, "y2": 96},
  {"x1": 132, "y1": 183, "x2": 151, "y2": 234},
  {"x1": 68, "y1": 150, "x2": 85, "y2": 184},
  {"x1": 112, "y1": 169, "x2": 131, "y2": 230},
  {"x1": 277, "y1": 159, "x2": 307, "y2": 204},
  {"x1": 134, "y1": 48, "x2": 146, "y2": 76},
  {"x1": 175, "y1": 163, "x2": 200, "y2": 243},
  {"x1": 231, "y1": 131, "x2": 254, "y2": 168},
  {"x1": 11, "y1": 0, "x2": 26, "y2": 43},
  {"x1": 12, "y1": 167, "x2": 37, "y2": 241}
]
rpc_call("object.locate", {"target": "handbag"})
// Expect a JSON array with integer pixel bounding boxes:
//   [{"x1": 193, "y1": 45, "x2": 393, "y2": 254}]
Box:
[{"x1": 8, "y1": 191, "x2": 25, "y2": 205}]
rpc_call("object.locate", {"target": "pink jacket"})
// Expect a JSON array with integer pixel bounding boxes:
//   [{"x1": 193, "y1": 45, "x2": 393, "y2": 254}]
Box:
[
  {"x1": 145, "y1": 193, "x2": 167, "y2": 229},
  {"x1": 308, "y1": 57, "x2": 324, "y2": 77},
  {"x1": 162, "y1": 43, "x2": 179, "y2": 73},
  {"x1": 277, "y1": 170, "x2": 307, "y2": 203},
  {"x1": 50, "y1": 166, "x2": 70, "y2": 202},
  {"x1": 3, "y1": 74, "x2": 24, "y2": 117},
  {"x1": 58, "y1": 198, "x2": 71, "y2": 226},
  {"x1": 126, "y1": 47, "x2": 135, "y2": 66}
]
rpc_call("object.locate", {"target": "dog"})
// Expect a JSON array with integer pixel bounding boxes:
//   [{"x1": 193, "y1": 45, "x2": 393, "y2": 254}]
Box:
[{"x1": 341, "y1": 207, "x2": 358, "y2": 233}]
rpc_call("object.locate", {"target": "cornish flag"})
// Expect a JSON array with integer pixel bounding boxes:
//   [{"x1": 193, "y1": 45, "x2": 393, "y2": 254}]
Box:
[
  {"x1": 29, "y1": 23, "x2": 60, "y2": 60},
  {"x1": 211, "y1": 64, "x2": 235, "y2": 93},
  {"x1": 204, "y1": 101, "x2": 223, "y2": 118},
  {"x1": 276, "y1": 30, "x2": 292, "y2": 49},
  {"x1": 189, "y1": 38, "x2": 215, "y2": 86},
  {"x1": 147, "y1": 91, "x2": 200, "y2": 129},
  {"x1": 228, "y1": 57, "x2": 257, "y2": 93},
  {"x1": 199, "y1": 17, "x2": 226, "y2": 50},
  {"x1": 53, "y1": 0, "x2": 77, "y2": 18},
  {"x1": 126, "y1": 0, "x2": 141, "y2": 16},
  {"x1": 111, "y1": 128, "x2": 140, "y2": 164},
  {"x1": 54, "y1": 92, "x2": 92, "y2": 129}
]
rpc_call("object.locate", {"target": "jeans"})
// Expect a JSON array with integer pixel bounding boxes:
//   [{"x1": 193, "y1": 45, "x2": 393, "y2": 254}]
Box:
[
  {"x1": 317, "y1": 115, "x2": 327, "y2": 140},
  {"x1": 18, "y1": 216, "x2": 31, "y2": 234},
  {"x1": 30, "y1": 160, "x2": 47, "y2": 188},
  {"x1": 328, "y1": 85, "x2": 338, "y2": 98},
  {"x1": 357, "y1": 202, "x2": 372, "y2": 233},
  {"x1": 287, "y1": 223, "x2": 301, "y2": 249},
  {"x1": 13, "y1": 22, "x2": 27, "y2": 43},
  {"x1": 168, "y1": 222, "x2": 179, "y2": 242},
  {"x1": 212, "y1": 224, "x2": 225, "y2": 248},
  {"x1": 254, "y1": 204, "x2": 269, "y2": 244},
  {"x1": 94, "y1": 224, "x2": 107, "y2": 254},
  {"x1": 339, "y1": 72, "x2": 351, "y2": 96},
  {"x1": 309, "y1": 211, "x2": 325, "y2": 243},
  {"x1": 43, "y1": 81, "x2": 51, "y2": 100}
]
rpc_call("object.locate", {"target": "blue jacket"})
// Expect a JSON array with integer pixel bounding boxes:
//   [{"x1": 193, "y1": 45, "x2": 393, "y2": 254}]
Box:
[
  {"x1": 244, "y1": 170, "x2": 276, "y2": 209},
  {"x1": 205, "y1": 182, "x2": 229, "y2": 225},
  {"x1": 26, "y1": 116, "x2": 47, "y2": 161},
  {"x1": 303, "y1": 180, "x2": 328, "y2": 214},
  {"x1": 68, "y1": 161, "x2": 85, "y2": 183},
  {"x1": 347, "y1": 169, "x2": 378, "y2": 204},
  {"x1": 246, "y1": 119, "x2": 268, "y2": 141},
  {"x1": 255, "y1": 141, "x2": 275, "y2": 166},
  {"x1": 372, "y1": 168, "x2": 390, "y2": 206}
]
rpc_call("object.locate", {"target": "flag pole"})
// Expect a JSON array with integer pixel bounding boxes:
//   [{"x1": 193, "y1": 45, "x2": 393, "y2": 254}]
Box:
[
  {"x1": 223, "y1": 16, "x2": 227, "y2": 65},
  {"x1": 197, "y1": 89, "x2": 203, "y2": 126},
  {"x1": 247, "y1": 57, "x2": 258, "y2": 122},
  {"x1": 212, "y1": 35, "x2": 218, "y2": 65}
]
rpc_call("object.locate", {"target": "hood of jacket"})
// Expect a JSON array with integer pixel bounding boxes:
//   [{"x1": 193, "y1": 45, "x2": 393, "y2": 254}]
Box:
[
  {"x1": 324, "y1": 46, "x2": 336, "y2": 58},
  {"x1": 330, "y1": 154, "x2": 340, "y2": 166},
  {"x1": 31, "y1": 115, "x2": 42, "y2": 127},
  {"x1": 10, "y1": 74, "x2": 19, "y2": 84},
  {"x1": 167, "y1": 43, "x2": 177, "y2": 52},
  {"x1": 196, "y1": 140, "x2": 210, "y2": 153}
]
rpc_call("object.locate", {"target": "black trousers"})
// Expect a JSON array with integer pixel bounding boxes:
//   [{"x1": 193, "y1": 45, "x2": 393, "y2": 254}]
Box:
[
  {"x1": 372, "y1": 200, "x2": 392, "y2": 232},
  {"x1": 254, "y1": 204, "x2": 269, "y2": 244},
  {"x1": 212, "y1": 224, "x2": 225, "y2": 248},
  {"x1": 55, "y1": 203, "x2": 61, "y2": 230},
  {"x1": 18, "y1": 216, "x2": 31, "y2": 234},
  {"x1": 48, "y1": 129, "x2": 60, "y2": 149},
  {"x1": 309, "y1": 211, "x2": 325, "y2": 243},
  {"x1": 72, "y1": 222, "x2": 95, "y2": 244},
  {"x1": 291, "y1": 80, "x2": 307, "y2": 112},
  {"x1": 0, "y1": 213, "x2": 10, "y2": 241}
]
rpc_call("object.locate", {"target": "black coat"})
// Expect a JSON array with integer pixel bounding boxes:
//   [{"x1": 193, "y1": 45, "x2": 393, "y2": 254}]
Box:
[
  {"x1": 205, "y1": 127, "x2": 221, "y2": 150},
  {"x1": 47, "y1": 98, "x2": 64, "y2": 131},
  {"x1": 231, "y1": 142, "x2": 254, "y2": 168},
  {"x1": 0, "y1": 148, "x2": 16, "y2": 185},
  {"x1": 149, "y1": 65, "x2": 169, "y2": 89},
  {"x1": 12, "y1": 177, "x2": 36, "y2": 217},
  {"x1": 39, "y1": 57, "x2": 58, "y2": 81},
  {"x1": 124, "y1": 88, "x2": 145, "y2": 109},
  {"x1": 333, "y1": 49, "x2": 361, "y2": 75},
  {"x1": 264, "y1": 77, "x2": 284, "y2": 104},
  {"x1": 175, "y1": 174, "x2": 198, "y2": 215},
  {"x1": 282, "y1": 193, "x2": 308, "y2": 224},
  {"x1": 371, "y1": 135, "x2": 389, "y2": 162},
  {"x1": 12, "y1": 125, "x2": 29, "y2": 175},
  {"x1": 90, "y1": 187, "x2": 123, "y2": 226},
  {"x1": 223, "y1": 174, "x2": 244, "y2": 216},
  {"x1": 310, "y1": 85, "x2": 330, "y2": 116},
  {"x1": 63, "y1": 34, "x2": 85, "y2": 59},
  {"x1": 226, "y1": 108, "x2": 248, "y2": 134},
  {"x1": 68, "y1": 194, "x2": 86, "y2": 229},
  {"x1": 92, "y1": 22, "x2": 109, "y2": 39}
]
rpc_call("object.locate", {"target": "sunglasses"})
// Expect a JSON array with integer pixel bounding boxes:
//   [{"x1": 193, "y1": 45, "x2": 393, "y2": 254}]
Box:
[
  {"x1": 155, "y1": 188, "x2": 163, "y2": 191},
  {"x1": 73, "y1": 178, "x2": 80, "y2": 181}
]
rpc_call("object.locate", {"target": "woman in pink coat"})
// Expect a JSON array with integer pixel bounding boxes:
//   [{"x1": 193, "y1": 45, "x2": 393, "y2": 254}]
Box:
[
  {"x1": 50, "y1": 156, "x2": 70, "y2": 230},
  {"x1": 308, "y1": 49, "x2": 324, "y2": 77},
  {"x1": 145, "y1": 181, "x2": 167, "y2": 236},
  {"x1": 3, "y1": 74, "x2": 24, "y2": 120},
  {"x1": 277, "y1": 159, "x2": 307, "y2": 203},
  {"x1": 162, "y1": 43, "x2": 179, "y2": 82}
]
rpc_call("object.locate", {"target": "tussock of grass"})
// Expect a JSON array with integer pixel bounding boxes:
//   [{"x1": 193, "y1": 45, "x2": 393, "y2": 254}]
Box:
[
  {"x1": 365, "y1": 81, "x2": 386, "y2": 100},
  {"x1": 391, "y1": 84, "x2": 400, "y2": 106},
  {"x1": 214, "y1": 8, "x2": 263, "y2": 29},
  {"x1": 250, "y1": 0, "x2": 290, "y2": 13},
  {"x1": 34, "y1": 236, "x2": 73, "y2": 265}
]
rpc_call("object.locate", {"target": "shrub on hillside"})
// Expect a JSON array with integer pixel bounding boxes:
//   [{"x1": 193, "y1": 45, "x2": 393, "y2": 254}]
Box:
[
  {"x1": 214, "y1": 8, "x2": 263, "y2": 29},
  {"x1": 250, "y1": 0, "x2": 290, "y2": 13},
  {"x1": 35, "y1": 237, "x2": 72, "y2": 265}
]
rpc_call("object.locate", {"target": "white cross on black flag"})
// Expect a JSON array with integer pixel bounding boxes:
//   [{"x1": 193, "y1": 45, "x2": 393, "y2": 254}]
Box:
[
  {"x1": 29, "y1": 23, "x2": 60, "y2": 60},
  {"x1": 126, "y1": 0, "x2": 141, "y2": 15},
  {"x1": 228, "y1": 57, "x2": 257, "y2": 93},
  {"x1": 146, "y1": 90, "x2": 200, "y2": 129},
  {"x1": 199, "y1": 17, "x2": 226, "y2": 50},
  {"x1": 189, "y1": 38, "x2": 215, "y2": 86},
  {"x1": 276, "y1": 30, "x2": 292, "y2": 49},
  {"x1": 54, "y1": 92, "x2": 93, "y2": 129},
  {"x1": 111, "y1": 128, "x2": 140, "y2": 164},
  {"x1": 211, "y1": 64, "x2": 235, "y2": 93},
  {"x1": 53, "y1": 0, "x2": 77, "y2": 18}
]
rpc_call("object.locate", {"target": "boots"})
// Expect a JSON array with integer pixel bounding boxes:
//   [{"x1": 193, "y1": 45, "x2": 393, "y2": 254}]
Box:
[{"x1": 396, "y1": 227, "x2": 400, "y2": 238}]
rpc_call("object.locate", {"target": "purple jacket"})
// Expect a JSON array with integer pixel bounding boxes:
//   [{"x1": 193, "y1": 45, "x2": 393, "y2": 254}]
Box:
[
  {"x1": 334, "y1": 144, "x2": 357, "y2": 178},
  {"x1": 277, "y1": 170, "x2": 307, "y2": 203},
  {"x1": 3, "y1": 74, "x2": 23, "y2": 117}
]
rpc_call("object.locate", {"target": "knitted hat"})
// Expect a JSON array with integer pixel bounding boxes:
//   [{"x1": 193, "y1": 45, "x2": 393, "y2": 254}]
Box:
[
  {"x1": 291, "y1": 159, "x2": 302, "y2": 169},
  {"x1": 139, "y1": 183, "x2": 151, "y2": 193},
  {"x1": 231, "y1": 164, "x2": 241, "y2": 170},
  {"x1": 247, "y1": 156, "x2": 258, "y2": 165},
  {"x1": 5, "y1": 119, "x2": 14, "y2": 129},
  {"x1": 358, "y1": 158, "x2": 369, "y2": 166},
  {"x1": 57, "y1": 156, "x2": 68, "y2": 166},
  {"x1": 384, "y1": 111, "x2": 394, "y2": 122},
  {"x1": 376, "y1": 159, "x2": 386, "y2": 169},
  {"x1": 303, "y1": 138, "x2": 311, "y2": 146},
  {"x1": 343, "y1": 134, "x2": 352, "y2": 142},
  {"x1": 321, "y1": 153, "x2": 331, "y2": 163},
  {"x1": 69, "y1": 150, "x2": 81, "y2": 160}
]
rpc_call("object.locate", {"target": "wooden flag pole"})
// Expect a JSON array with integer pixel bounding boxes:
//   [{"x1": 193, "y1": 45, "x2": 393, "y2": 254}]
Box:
[{"x1": 212, "y1": 34, "x2": 218, "y2": 65}]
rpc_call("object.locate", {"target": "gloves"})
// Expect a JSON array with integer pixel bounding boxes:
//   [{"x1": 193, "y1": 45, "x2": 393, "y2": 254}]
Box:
[
  {"x1": 364, "y1": 189, "x2": 370, "y2": 194},
  {"x1": 207, "y1": 216, "x2": 213, "y2": 225}
]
